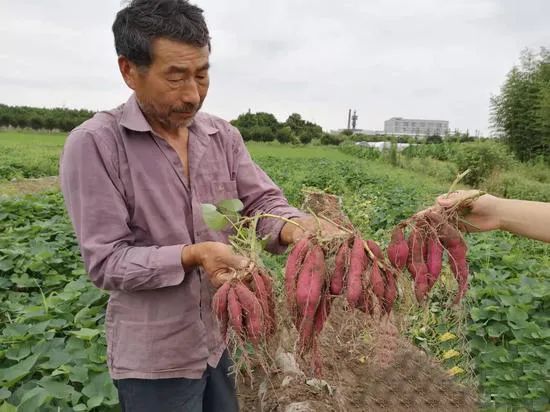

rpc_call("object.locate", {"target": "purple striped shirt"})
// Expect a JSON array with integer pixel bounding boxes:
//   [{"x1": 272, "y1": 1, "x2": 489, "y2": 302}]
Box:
[{"x1": 59, "y1": 94, "x2": 304, "y2": 380}]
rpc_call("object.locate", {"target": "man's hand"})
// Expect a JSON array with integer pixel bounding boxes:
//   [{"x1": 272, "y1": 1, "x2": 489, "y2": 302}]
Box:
[
  {"x1": 436, "y1": 190, "x2": 501, "y2": 232},
  {"x1": 280, "y1": 215, "x2": 344, "y2": 245},
  {"x1": 182, "y1": 242, "x2": 249, "y2": 288}
]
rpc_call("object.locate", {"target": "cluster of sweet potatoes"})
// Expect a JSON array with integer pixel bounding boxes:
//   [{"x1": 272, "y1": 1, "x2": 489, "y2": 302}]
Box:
[
  {"x1": 388, "y1": 209, "x2": 469, "y2": 304},
  {"x1": 212, "y1": 267, "x2": 276, "y2": 346},
  {"x1": 284, "y1": 234, "x2": 398, "y2": 354}
]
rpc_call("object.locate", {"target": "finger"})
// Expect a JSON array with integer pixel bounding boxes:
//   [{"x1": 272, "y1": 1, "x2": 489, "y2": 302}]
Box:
[{"x1": 224, "y1": 254, "x2": 249, "y2": 270}]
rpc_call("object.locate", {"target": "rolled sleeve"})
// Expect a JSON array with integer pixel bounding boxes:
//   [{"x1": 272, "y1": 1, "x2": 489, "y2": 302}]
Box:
[
  {"x1": 60, "y1": 128, "x2": 187, "y2": 291},
  {"x1": 230, "y1": 127, "x2": 307, "y2": 254}
]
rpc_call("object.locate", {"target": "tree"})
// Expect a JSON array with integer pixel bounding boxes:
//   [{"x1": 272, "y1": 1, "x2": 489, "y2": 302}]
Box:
[
  {"x1": 490, "y1": 48, "x2": 550, "y2": 162},
  {"x1": 275, "y1": 126, "x2": 293, "y2": 144}
]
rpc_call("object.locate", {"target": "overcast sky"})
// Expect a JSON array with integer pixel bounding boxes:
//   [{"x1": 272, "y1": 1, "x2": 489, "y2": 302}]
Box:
[{"x1": 0, "y1": 1, "x2": 548, "y2": 134}]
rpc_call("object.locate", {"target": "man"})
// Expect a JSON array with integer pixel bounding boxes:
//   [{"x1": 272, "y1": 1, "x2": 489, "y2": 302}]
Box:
[{"x1": 59, "y1": 0, "x2": 335, "y2": 411}]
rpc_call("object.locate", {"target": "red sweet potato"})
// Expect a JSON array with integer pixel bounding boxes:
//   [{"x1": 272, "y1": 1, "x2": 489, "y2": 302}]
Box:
[
  {"x1": 370, "y1": 259, "x2": 385, "y2": 303},
  {"x1": 234, "y1": 282, "x2": 264, "y2": 345},
  {"x1": 212, "y1": 281, "x2": 231, "y2": 338},
  {"x1": 414, "y1": 270, "x2": 429, "y2": 303},
  {"x1": 295, "y1": 244, "x2": 325, "y2": 345},
  {"x1": 366, "y1": 239, "x2": 384, "y2": 260},
  {"x1": 252, "y1": 270, "x2": 272, "y2": 335},
  {"x1": 407, "y1": 225, "x2": 429, "y2": 280},
  {"x1": 330, "y1": 240, "x2": 349, "y2": 295},
  {"x1": 387, "y1": 227, "x2": 409, "y2": 270},
  {"x1": 433, "y1": 220, "x2": 470, "y2": 303},
  {"x1": 346, "y1": 236, "x2": 366, "y2": 308},
  {"x1": 447, "y1": 243, "x2": 469, "y2": 304},
  {"x1": 313, "y1": 294, "x2": 331, "y2": 334},
  {"x1": 227, "y1": 287, "x2": 243, "y2": 335},
  {"x1": 285, "y1": 237, "x2": 310, "y2": 312},
  {"x1": 426, "y1": 236, "x2": 444, "y2": 288},
  {"x1": 259, "y1": 270, "x2": 276, "y2": 335},
  {"x1": 382, "y1": 269, "x2": 397, "y2": 314}
]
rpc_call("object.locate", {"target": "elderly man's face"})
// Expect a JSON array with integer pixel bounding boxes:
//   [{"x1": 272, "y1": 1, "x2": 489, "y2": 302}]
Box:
[{"x1": 121, "y1": 38, "x2": 210, "y2": 131}]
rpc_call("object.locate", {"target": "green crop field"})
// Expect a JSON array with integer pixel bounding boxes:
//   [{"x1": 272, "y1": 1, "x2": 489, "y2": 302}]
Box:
[{"x1": 0, "y1": 131, "x2": 549, "y2": 411}]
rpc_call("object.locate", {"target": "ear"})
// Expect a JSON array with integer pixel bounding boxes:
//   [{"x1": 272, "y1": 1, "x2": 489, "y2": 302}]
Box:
[{"x1": 118, "y1": 56, "x2": 138, "y2": 90}]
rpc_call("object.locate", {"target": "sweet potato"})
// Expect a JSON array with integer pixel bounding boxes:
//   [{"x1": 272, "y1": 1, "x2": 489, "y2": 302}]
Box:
[
  {"x1": 313, "y1": 294, "x2": 331, "y2": 334},
  {"x1": 252, "y1": 270, "x2": 272, "y2": 335},
  {"x1": 426, "y1": 236, "x2": 444, "y2": 288},
  {"x1": 330, "y1": 240, "x2": 349, "y2": 295},
  {"x1": 346, "y1": 236, "x2": 366, "y2": 308},
  {"x1": 366, "y1": 239, "x2": 384, "y2": 260},
  {"x1": 212, "y1": 281, "x2": 231, "y2": 338},
  {"x1": 285, "y1": 237, "x2": 310, "y2": 312},
  {"x1": 407, "y1": 225, "x2": 428, "y2": 280},
  {"x1": 447, "y1": 243, "x2": 469, "y2": 304},
  {"x1": 258, "y1": 270, "x2": 276, "y2": 335},
  {"x1": 434, "y1": 220, "x2": 470, "y2": 303},
  {"x1": 370, "y1": 259, "x2": 385, "y2": 303},
  {"x1": 388, "y1": 228, "x2": 409, "y2": 270},
  {"x1": 414, "y1": 270, "x2": 429, "y2": 303},
  {"x1": 295, "y1": 244, "x2": 325, "y2": 345},
  {"x1": 234, "y1": 282, "x2": 264, "y2": 345},
  {"x1": 227, "y1": 287, "x2": 243, "y2": 335},
  {"x1": 382, "y1": 269, "x2": 397, "y2": 314}
]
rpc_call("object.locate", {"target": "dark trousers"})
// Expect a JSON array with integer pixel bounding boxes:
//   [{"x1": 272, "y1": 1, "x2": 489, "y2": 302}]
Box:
[{"x1": 113, "y1": 351, "x2": 239, "y2": 412}]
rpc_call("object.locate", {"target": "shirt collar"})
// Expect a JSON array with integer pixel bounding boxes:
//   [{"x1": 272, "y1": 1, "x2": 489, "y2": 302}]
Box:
[{"x1": 120, "y1": 93, "x2": 218, "y2": 136}]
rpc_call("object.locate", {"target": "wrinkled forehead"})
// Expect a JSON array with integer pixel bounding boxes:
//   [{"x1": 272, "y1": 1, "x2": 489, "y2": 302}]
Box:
[{"x1": 150, "y1": 37, "x2": 210, "y2": 71}]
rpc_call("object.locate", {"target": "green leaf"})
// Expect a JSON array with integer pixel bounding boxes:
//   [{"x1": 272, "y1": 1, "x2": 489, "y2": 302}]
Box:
[
  {"x1": 73, "y1": 404, "x2": 87, "y2": 412},
  {"x1": 216, "y1": 198, "x2": 244, "y2": 213},
  {"x1": 17, "y1": 387, "x2": 51, "y2": 412},
  {"x1": 507, "y1": 307, "x2": 529, "y2": 324},
  {"x1": 487, "y1": 323, "x2": 509, "y2": 338},
  {"x1": 0, "y1": 402, "x2": 17, "y2": 412},
  {"x1": 0, "y1": 354, "x2": 39, "y2": 388},
  {"x1": 0, "y1": 389, "x2": 10, "y2": 401},
  {"x1": 87, "y1": 395, "x2": 104, "y2": 409},
  {"x1": 69, "y1": 328, "x2": 100, "y2": 341},
  {"x1": 5, "y1": 343, "x2": 31, "y2": 361},
  {"x1": 201, "y1": 203, "x2": 229, "y2": 231},
  {"x1": 38, "y1": 376, "x2": 75, "y2": 399}
]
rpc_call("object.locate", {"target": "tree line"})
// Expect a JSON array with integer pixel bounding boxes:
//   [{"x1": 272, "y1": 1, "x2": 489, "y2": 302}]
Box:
[
  {"x1": 0, "y1": 104, "x2": 95, "y2": 132},
  {"x1": 229, "y1": 111, "x2": 333, "y2": 144}
]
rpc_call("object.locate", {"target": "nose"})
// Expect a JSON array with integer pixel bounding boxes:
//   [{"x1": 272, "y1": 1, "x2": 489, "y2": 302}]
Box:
[{"x1": 181, "y1": 78, "x2": 201, "y2": 107}]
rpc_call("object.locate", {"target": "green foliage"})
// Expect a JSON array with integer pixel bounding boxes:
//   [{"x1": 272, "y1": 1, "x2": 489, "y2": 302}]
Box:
[
  {"x1": 466, "y1": 233, "x2": 550, "y2": 410},
  {"x1": 338, "y1": 143, "x2": 381, "y2": 160},
  {"x1": 483, "y1": 170, "x2": 550, "y2": 202},
  {"x1": 0, "y1": 132, "x2": 65, "y2": 181},
  {"x1": 275, "y1": 126, "x2": 294, "y2": 144},
  {"x1": 490, "y1": 48, "x2": 550, "y2": 162},
  {"x1": 453, "y1": 141, "x2": 516, "y2": 186},
  {"x1": 1, "y1": 140, "x2": 549, "y2": 410},
  {"x1": 0, "y1": 193, "x2": 118, "y2": 411},
  {"x1": 319, "y1": 133, "x2": 344, "y2": 146}
]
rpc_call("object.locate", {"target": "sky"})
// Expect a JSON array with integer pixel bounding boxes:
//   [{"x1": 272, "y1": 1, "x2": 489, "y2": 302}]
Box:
[{"x1": 0, "y1": 0, "x2": 548, "y2": 135}]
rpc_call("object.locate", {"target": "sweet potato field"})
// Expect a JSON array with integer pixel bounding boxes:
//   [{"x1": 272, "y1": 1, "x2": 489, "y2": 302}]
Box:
[{"x1": 0, "y1": 140, "x2": 549, "y2": 411}]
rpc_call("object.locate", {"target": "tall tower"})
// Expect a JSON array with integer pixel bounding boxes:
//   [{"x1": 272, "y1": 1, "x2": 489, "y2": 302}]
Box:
[{"x1": 351, "y1": 110, "x2": 358, "y2": 130}]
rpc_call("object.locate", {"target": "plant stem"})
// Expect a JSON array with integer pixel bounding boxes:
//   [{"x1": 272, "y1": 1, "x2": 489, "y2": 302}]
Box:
[{"x1": 446, "y1": 169, "x2": 471, "y2": 197}]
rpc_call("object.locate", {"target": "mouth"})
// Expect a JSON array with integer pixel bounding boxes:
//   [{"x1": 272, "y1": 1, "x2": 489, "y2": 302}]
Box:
[{"x1": 174, "y1": 111, "x2": 195, "y2": 118}]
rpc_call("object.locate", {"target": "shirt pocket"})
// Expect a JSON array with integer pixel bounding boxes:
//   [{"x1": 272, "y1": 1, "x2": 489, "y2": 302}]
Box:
[{"x1": 112, "y1": 317, "x2": 208, "y2": 373}]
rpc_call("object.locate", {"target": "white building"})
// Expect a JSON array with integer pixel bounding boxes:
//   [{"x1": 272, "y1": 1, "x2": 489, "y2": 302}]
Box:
[
  {"x1": 355, "y1": 141, "x2": 414, "y2": 151},
  {"x1": 384, "y1": 117, "x2": 449, "y2": 136}
]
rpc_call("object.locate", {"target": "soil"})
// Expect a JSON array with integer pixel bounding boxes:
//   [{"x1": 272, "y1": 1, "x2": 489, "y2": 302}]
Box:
[
  {"x1": 236, "y1": 300, "x2": 477, "y2": 412},
  {"x1": 0, "y1": 176, "x2": 59, "y2": 196}
]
